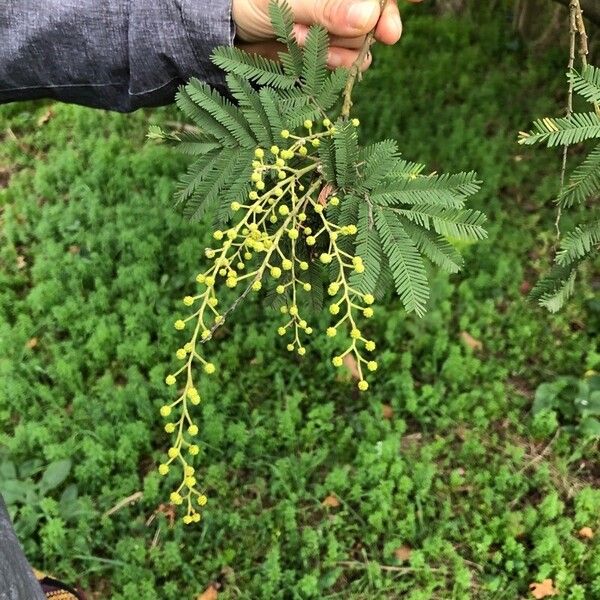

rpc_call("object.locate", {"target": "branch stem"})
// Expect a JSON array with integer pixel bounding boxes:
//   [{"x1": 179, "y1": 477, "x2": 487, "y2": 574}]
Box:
[{"x1": 341, "y1": 0, "x2": 387, "y2": 118}]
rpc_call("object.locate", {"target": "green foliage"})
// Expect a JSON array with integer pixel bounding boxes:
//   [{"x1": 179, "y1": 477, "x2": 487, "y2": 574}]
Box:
[
  {"x1": 154, "y1": 2, "x2": 484, "y2": 320},
  {"x1": 0, "y1": 6, "x2": 598, "y2": 599},
  {"x1": 520, "y1": 65, "x2": 600, "y2": 312}
]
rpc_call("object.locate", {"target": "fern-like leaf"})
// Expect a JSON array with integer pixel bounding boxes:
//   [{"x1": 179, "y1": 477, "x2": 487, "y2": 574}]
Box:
[
  {"x1": 559, "y1": 143, "x2": 600, "y2": 208},
  {"x1": 519, "y1": 112, "x2": 600, "y2": 147},
  {"x1": 555, "y1": 219, "x2": 600, "y2": 266},
  {"x1": 375, "y1": 208, "x2": 429, "y2": 317},
  {"x1": 212, "y1": 47, "x2": 296, "y2": 89},
  {"x1": 301, "y1": 26, "x2": 329, "y2": 95},
  {"x1": 570, "y1": 65, "x2": 600, "y2": 106}
]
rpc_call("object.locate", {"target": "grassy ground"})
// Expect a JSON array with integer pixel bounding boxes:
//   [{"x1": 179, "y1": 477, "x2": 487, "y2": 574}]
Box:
[{"x1": 1, "y1": 6, "x2": 599, "y2": 600}]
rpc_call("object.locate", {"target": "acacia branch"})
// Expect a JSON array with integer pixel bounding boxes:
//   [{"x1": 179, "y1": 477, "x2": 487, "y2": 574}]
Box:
[{"x1": 553, "y1": 0, "x2": 600, "y2": 26}]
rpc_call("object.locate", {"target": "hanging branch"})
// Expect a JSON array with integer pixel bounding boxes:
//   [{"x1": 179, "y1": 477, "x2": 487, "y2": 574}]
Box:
[{"x1": 557, "y1": 0, "x2": 589, "y2": 237}]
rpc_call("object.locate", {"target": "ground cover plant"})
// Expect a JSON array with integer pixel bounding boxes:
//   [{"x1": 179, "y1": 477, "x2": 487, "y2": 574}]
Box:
[{"x1": 0, "y1": 2, "x2": 599, "y2": 599}]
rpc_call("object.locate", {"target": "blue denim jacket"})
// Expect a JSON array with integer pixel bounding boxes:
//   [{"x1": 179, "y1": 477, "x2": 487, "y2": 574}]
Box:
[
  {"x1": 0, "y1": 0, "x2": 234, "y2": 111},
  {"x1": 0, "y1": 3, "x2": 233, "y2": 597}
]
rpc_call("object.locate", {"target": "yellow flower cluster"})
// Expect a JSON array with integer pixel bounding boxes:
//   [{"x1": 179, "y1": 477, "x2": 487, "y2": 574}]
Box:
[{"x1": 161, "y1": 116, "x2": 377, "y2": 522}]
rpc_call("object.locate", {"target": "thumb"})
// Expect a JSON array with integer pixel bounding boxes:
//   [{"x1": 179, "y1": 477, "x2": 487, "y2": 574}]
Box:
[{"x1": 287, "y1": 0, "x2": 383, "y2": 37}]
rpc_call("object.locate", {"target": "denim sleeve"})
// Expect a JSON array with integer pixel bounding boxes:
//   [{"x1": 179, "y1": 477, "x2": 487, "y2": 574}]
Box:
[
  {"x1": 0, "y1": 1, "x2": 235, "y2": 112},
  {"x1": 0, "y1": 496, "x2": 45, "y2": 600}
]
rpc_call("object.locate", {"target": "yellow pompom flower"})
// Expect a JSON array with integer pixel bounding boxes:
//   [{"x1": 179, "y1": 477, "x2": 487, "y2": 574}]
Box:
[
  {"x1": 303, "y1": 283, "x2": 311, "y2": 291},
  {"x1": 323, "y1": 118, "x2": 331, "y2": 127},
  {"x1": 160, "y1": 405, "x2": 172, "y2": 418},
  {"x1": 193, "y1": 513, "x2": 201, "y2": 522},
  {"x1": 350, "y1": 328, "x2": 361, "y2": 339},
  {"x1": 158, "y1": 464, "x2": 169, "y2": 476},
  {"x1": 300, "y1": 261, "x2": 309, "y2": 271},
  {"x1": 276, "y1": 285, "x2": 285, "y2": 294},
  {"x1": 270, "y1": 267, "x2": 282, "y2": 279},
  {"x1": 184, "y1": 465, "x2": 195, "y2": 476},
  {"x1": 304, "y1": 119, "x2": 313, "y2": 129},
  {"x1": 204, "y1": 275, "x2": 215, "y2": 286},
  {"x1": 231, "y1": 201, "x2": 241, "y2": 211},
  {"x1": 252, "y1": 280, "x2": 262, "y2": 292},
  {"x1": 365, "y1": 340, "x2": 376, "y2": 351},
  {"x1": 226, "y1": 277, "x2": 237, "y2": 288},
  {"x1": 351, "y1": 118, "x2": 360, "y2": 127},
  {"x1": 165, "y1": 374, "x2": 176, "y2": 386},
  {"x1": 298, "y1": 347, "x2": 306, "y2": 356},
  {"x1": 320, "y1": 253, "x2": 332, "y2": 264},
  {"x1": 277, "y1": 327, "x2": 286, "y2": 336},
  {"x1": 332, "y1": 356, "x2": 343, "y2": 367},
  {"x1": 279, "y1": 205, "x2": 290, "y2": 216},
  {"x1": 328, "y1": 283, "x2": 339, "y2": 295},
  {"x1": 311, "y1": 139, "x2": 320, "y2": 147},
  {"x1": 326, "y1": 327, "x2": 337, "y2": 337},
  {"x1": 314, "y1": 204, "x2": 324, "y2": 214},
  {"x1": 299, "y1": 146, "x2": 308, "y2": 156},
  {"x1": 183, "y1": 296, "x2": 195, "y2": 306},
  {"x1": 164, "y1": 423, "x2": 176, "y2": 433},
  {"x1": 254, "y1": 148, "x2": 264, "y2": 159},
  {"x1": 198, "y1": 494, "x2": 208, "y2": 506},
  {"x1": 188, "y1": 424, "x2": 199, "y2": 436},
  {"x1": 196, "y1": 273, "x2": 206, "y2": 284},
  {"x1": 167, "y1": 447, "x2": 179, "y2": 459},
  {"x1": 306, "y1": 236, "x2": 316, "y2": 246},
  {"x1": 270, "y1": 145, "x2": 280, "y2": 155},
  {"x1": 329, "y1": 304, "x2": 340, "y2": 315},
  {"x1": 189, "y1": 445, "x2": 199, "y2": 455},
  {"x1": 183, "y1": 515, "x2": 193, "y2": 525},
  {"x1": 170, "y1": 492, "x2": 183, "y2": 504},
  {"x1": 280, "y1": 129, "x2": 290, "y2": 138},
  {"x1": 204, "y1": 362, "x2": 216, "y2": 374},
  {"x1": 185, "y1": 476, "x2": 197, "y2": 488},
  {"x1": 282, "y1": 259, "x2": 293, "y2": 270},
  {"x1": 363, "y1": 294, "x2": 375, "y2": 305},
  {"x1": 367, "y1": 361, "x2": 378, "y2": 372},
  {"x1": 288, "y1": 229, "x2": 299, "y2": 240},
  {"x1": 287, "y1": 343, "x2": 294, "y2": 351},
  {"x1": 363, "y1": 307, "x2": 374, "y2": 318},
  {"x1": 289, "y1": 305, "x2": 298, "y2": 316},
  {"x1": 358, "y1": 380, "x2": 369, "y2": 391},
  {"x1": 174, "y1": 319, "x2": 186, "y2": 330},
  {"x1": 176, "y1": 348, "x2": 187, "y2": 360}
]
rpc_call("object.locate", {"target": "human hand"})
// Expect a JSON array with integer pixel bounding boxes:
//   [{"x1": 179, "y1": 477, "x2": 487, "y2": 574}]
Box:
[{"x1": 232, "y1": 0, "x2": 423, "y2": 70}]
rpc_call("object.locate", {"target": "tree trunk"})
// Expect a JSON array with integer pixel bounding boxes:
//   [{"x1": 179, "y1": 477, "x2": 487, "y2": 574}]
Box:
[{"x1": 552, "y1": 0, "x2": 600, "y2": 26}]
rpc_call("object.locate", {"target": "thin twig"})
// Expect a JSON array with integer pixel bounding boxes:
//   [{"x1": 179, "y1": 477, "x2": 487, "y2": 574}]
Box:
[
  {"x1": 336, "y1": 560, "x2": 445, "y2": 574},
  {"x1": 557, "y1": 0, "x2": 590, "y2": 238},
  {"x1": 103, "y1": 491, "x2": 143, "y2": 517},
  {"x1": 341, "y1": 0, "x2": 387, "y2": 118}
]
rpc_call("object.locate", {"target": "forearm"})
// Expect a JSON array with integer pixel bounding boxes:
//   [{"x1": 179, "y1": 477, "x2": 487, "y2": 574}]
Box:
[
  {"x1": 0, "y1": 0, "x2": 234, "y2": 112},
  {"x1": 0, "y1": 496, "x2": 45, "y2": 600}
]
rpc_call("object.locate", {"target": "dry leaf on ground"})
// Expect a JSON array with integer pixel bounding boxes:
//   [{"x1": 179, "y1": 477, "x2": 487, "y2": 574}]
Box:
[
  {"x1": 322, "y1": 494, "x2": 341, "y2": 508},
  {"x1": 197, "y1": 584, "x2": 219, "y2": 600},
  {"x1": 381, "y1": 404, "x2": 394, "y2": 419},
  {"x1": 460, "y1": 331, "x2": 483, "y2": 351},
  {"x1": 578, "y1": 526, "x2": 594, "y2": 539},
  {"x1": 529, "y1": 579, "x2": 558, "y2": 598},
  {"x1": 394, "y1": 545, "x2": 412, "y2": 562}
]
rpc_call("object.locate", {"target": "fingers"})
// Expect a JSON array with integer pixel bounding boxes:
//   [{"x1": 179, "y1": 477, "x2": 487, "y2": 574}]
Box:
[
  {"x1": 294, "y1": 23, "x2": 366, "y2": 50},
  {"x1": 374, "y1": 0, "x2": 402, "y2": 45},
  {"x1": 287, "y1": 0, "x2": 383, "y2": 37},
  {"x1": 238, "y1": 41, "x2": 372, "y2": 71}
]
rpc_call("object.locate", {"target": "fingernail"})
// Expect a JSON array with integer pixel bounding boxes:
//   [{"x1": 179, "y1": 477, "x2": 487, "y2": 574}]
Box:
[{"x1": 347, "y1": 1, "x2": 379, "y2": 31}]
